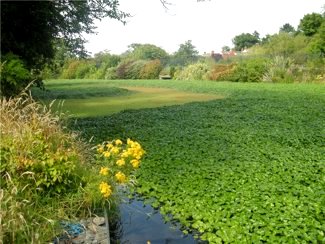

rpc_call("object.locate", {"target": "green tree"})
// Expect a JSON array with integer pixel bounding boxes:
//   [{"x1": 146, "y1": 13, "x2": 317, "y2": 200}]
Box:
[
  {"x1": 298, "y1": 13, "x2": 324, "y2": 36},
  {"x1": 126, "y1": 43, "x2": 169, "y2": 61},
  {"x1": 1, "y1": 1, "x2": 128, "y2": 96},
  {"x1": 279, "y1": 23, "x2": 296, "y2": 34},
  {"x1": 172, "y1": 40, "x2": 199, "y2": 66},
  {"x1": 222, "y1": 46, "x2": 231, "y2": 53},
  {"x1": 308, "y1": 21, "x2": 325, "y2": 57},
  {"x1": 261, "y1": 33, "x2": 309, "y2": 61},
  {"x1": 232, "y1": 32, "x2": 260, "y2": 51}
]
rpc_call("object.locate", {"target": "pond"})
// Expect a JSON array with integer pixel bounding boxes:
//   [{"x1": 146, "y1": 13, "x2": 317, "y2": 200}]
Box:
[{"x1": 112, "y1": 197, "x2": 204, "y2": 244}]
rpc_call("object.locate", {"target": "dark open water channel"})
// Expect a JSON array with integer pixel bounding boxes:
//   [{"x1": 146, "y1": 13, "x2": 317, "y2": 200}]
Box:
[{"x1": 113, "y1": 198, "x2": 203, "y2": 244}]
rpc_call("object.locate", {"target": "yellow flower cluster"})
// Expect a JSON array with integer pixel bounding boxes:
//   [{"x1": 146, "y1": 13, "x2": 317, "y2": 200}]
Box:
[
  {"x1": 115, "y1": 171, "x2": 126, "y2": 183},
  {"x1": 99, "y1": 167, "x2": 109, "y2": 176},
  {"x1": 97, "y1": 138, "x2": 145, "y2": 199},
  {"x1": 130, "y1": 159, "x2": 140, "y2": 168},
  {"x1": 116, "y1": 159, "x2": 125, "y2": 167},
  {"x1": 99, "y1": 182, "x2": 112, "y2": 198}
]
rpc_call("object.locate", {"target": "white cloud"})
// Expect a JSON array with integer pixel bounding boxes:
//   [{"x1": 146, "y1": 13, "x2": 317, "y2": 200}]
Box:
[{"x1": 84, "y1": 0, "x2": 324, "y2": 55}]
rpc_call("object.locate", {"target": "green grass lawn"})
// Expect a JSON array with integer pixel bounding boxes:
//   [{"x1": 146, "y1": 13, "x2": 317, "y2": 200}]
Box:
[{"x1": 37, "y1": 79, "x2": 325, "y2": 243}]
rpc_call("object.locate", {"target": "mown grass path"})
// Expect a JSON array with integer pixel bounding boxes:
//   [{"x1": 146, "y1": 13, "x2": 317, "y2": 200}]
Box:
[
  {"x1": 35, "y1": 80, "x2": 220, "y2": 117},
  {"x1": 42, "y1": 80, "x2": 325, "y2": 243}
]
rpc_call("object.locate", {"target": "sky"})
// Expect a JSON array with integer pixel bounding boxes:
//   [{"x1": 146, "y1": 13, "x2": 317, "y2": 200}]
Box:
[{"x1": 84, "y1": 0, "x2": 324, "y2": 56}]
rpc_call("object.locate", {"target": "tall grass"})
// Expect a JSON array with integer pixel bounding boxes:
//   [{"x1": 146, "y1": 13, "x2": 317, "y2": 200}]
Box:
[{"x1": 0, "y1": 93, "x2": 95, "y2": 243}]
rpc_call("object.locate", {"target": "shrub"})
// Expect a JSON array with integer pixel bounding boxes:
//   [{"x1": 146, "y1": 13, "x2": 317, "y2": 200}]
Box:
[
  {"x1": 229, "y1": 57, "x2": 268, "y2": 82},
  {"x1": 116, "y1": 60, "x2": 147, "y2": 79},
  {"x1": 75, "y1": 60, "x2": 95, "y2": 79},
  {"x1": 105, "y1": 67, "x2": 118, "y2": 80},
  {"x1": 116, "y1": 60, "x2": 133, "y2": 79},
  {"x1": 60, "y1": 60, "x2": 79, "y2": 79},
  {"x1": 1, "y1": 53, "x2": 31, "y2": 97},
  {"x1": 206, "y1": 63, "x2": 236, "y2": 81},
  {"x1": 263, "y1": 56, "x2": 296, "y2": 83},
  {"x1": 174, "y1": 62, "x2": 209, "y2": 80},
  {"x1": 140, "y1": 59, "x2": 163, "y2": 79},
  {"x1": 127, "y1": 60, "x2": 147, "y2": 79}
]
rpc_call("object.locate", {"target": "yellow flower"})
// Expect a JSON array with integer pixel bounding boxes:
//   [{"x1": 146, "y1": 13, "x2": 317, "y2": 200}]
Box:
[
  {"x1": 115, "y1": 171, "x2": 126, "y2": 183},
  {"x1": 121, "y1": 150, "x2": 130, "y2": 158},
  {"x1": 99, "y1": 167, "x2": 109, "y2": 176},
  {"x1": 99, "y1": 182, "x2": 112, "y2": 198},
  {"x1": 131, "y1": 159, "x2": 140, "y2": 168},
  {"x1": 110, "y1": 146, "x2": 119, "y2": 154},
  {"x1": 103, "y1": 151, "x2": 111, "y2": 158},
  {"x1": 106, "y1": 143, "x2": 113, "y2": 149},
  {"x1": 127, "y1": 138, "x2": 134, "y2": 145},
  {"x1": 116, "y1": 159, "x2": 125, "y2": 167},
  {"x1": 97, "y1": 145, "x2": 104, "y2": 153},
  {"x1": 115, "y1": 139, "x2": 123, "y2": 146}
]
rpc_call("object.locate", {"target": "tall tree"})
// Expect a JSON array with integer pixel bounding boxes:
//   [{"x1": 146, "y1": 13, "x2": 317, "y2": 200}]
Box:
[
  {"x1": 126, "y1": 43, "x2": 169, "y2": 61},
  {"x1": 172, "y1": 40, "x2": 199, "y2": 66},
  {"x1": 232, "y1": 32, "x2": 260, "y2": 51},
  {"x1": 1, "y1": 0, "x2": 128, "y2": 96},
  {"x1": 298, "y1": 13, "x2": 324, "y2": 36},
  {"x1": 279, "y1": 23, "x2": 296, "y2": 34},
  {"x1": 222, "y1": 46, "x2": 231, "y2": 53}
]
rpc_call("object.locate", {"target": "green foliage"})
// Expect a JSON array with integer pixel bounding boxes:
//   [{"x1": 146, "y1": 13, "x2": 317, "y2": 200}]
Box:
[
  {"x1": 172, "y1": 40, "x2": 199, "y2": 66},
  {"x1": 232, "y1": 32, "x2": 260, "y2": 51},
  {"x1": 0, "y1": 53, "x2": 31, "y2": 97},
  {"x1": 61, "y1": 59, "x2": 95, "y2": 79},
  {"x1": 140, "y1": 59, "x2": 163, "y2": 79},
  {"x1": 1, "y1": 1, "x2": 128, "y2": 96},
  {"x1": 206, "y1": 64, "x2": 236, "y2": 81},
  {"x1": 228, "y1": 57, "x2": 268, "y2": 82},
  {"x1": 126, "y1": 43, "x2": 168, "y2": 61},
  {"x1": 262, "y1": 56, "x2": 296, "y2": 83},
  {"x1": 298, "y1": 13, "x2": 324, "y2": 36},
  {"x1": 61, "y1": 60, "x2": 79, "y2": 79},
  {"x1": 222, "y1": 46, "x2": 231, "y2": 53},
  {"x1": 279, "y1": 23, "x2": 296, "y2": 34},
  {"x1": 69, "y1": 80, "x2": 325, "y2": 243},
  {"x1": 308, "y1": 21, "x2": 325, "y2": 57},
  {"x1": 105, "y1": 67, "x2": 119, "y2": 80},
  {"x1": 94, "y1": 51, "x2": 121, "y2": 68},
  {"x1": 174, "y1": 62, "x2": 209, "y2": 80},
  {"x1": 1, "y1": 1, "x2": 128, "y2": 68},
  {"x1": 0, "y1": 93, "x2": 95, "y2": 242},
  {"x1": 262, "y1": 33, "x2": 309, "y2": 61},
  {"x1": 0, "y1": 95, "x2": 86, "y2": 195}
]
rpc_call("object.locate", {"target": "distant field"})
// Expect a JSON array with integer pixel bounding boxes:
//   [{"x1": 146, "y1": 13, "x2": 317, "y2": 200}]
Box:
[
  {"x1": 33, "y1": 79, "x2": 220, "y2": 117},
  {"x1": 36, "y1": 79, "x2": 325, "y2": 243}
]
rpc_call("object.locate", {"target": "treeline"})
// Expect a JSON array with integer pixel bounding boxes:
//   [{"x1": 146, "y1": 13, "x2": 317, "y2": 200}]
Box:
[
  {"x1": 46, "y1": 11, "x2": 324, "y2": 83},
  {"x1": 3, "y1": 10, "x2": 324, "y2": 94},
  {"x1": 42, "y1": 41, "x2": 198, "y2": 80}
]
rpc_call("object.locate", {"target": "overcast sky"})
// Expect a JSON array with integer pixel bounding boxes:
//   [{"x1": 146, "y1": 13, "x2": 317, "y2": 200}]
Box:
[{"x1": 84, "y1": 0, "x2": 324, "y2": 56}]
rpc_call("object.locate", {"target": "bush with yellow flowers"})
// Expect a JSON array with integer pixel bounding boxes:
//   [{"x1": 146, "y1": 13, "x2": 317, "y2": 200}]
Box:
[{"x1": 95, "y1": 138, "x2": 145, "y2": 201}]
